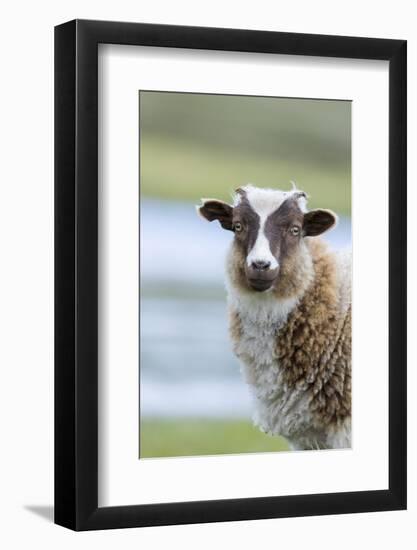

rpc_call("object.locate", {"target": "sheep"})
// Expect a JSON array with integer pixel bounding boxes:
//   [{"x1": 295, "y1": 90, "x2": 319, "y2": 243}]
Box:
[{"x1": 197, "y1": 184, "x2": 351, "y2": 451}]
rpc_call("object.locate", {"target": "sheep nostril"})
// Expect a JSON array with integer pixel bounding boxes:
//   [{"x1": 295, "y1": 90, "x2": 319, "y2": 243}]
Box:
[{"x1": 251, "y1": 260, "x2": 271, "y2": 271}]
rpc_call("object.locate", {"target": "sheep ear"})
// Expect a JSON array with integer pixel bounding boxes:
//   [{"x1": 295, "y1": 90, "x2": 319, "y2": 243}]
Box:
[
  {"x1": 303, "y1": 209, "x2": 337, "y2": 237},
  {"x1": 197, "y1": 199, "x2": 234, "y2": 231}
]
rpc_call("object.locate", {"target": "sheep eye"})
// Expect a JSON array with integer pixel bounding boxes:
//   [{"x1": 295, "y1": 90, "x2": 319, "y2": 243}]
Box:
[
  {"x1": 290, "y1": 226, "x2": 300, "y2": 236},
  {"x1": 234, "y1": 222, "x2": 243, "y2": 233}
]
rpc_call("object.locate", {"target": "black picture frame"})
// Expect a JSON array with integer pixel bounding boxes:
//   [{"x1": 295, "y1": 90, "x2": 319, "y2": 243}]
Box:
[{"x1": 55, "y1": 19, "x2": 407, "y2": 531}]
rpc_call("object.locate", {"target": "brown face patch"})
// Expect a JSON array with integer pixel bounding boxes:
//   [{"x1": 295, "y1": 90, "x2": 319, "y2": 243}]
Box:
[
  {"x1": 231, "y1": 193, "x2": 260, "y2": 254},
  {"x1": 264, "y1": 197, "x2": 305, "y2": 264}
]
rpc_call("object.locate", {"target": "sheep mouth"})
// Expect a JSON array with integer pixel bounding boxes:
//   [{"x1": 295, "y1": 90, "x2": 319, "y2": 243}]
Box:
[
  {"x1": 245, "y1": 267, "x2": 278, "y2": 292},
  {"x1": 248, "y1": 278, "x2": 275, "y2": 292}
]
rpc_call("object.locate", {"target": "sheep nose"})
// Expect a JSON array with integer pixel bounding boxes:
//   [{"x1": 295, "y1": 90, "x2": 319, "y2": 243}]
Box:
[{"x1": 251, "y1": 260, "x2": 271, "y2": 271}]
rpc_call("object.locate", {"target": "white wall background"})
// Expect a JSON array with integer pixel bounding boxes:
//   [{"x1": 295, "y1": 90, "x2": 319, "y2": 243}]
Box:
[{"x1": 0, "y1": 0, "x2": 414, "y2": 547}]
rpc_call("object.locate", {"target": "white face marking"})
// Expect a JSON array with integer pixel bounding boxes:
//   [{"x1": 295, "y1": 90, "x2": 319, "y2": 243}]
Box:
[
  {"x1": 246, "y1": 219, "x2": 279, "y2": 269},
  {"x1": 241, "y1": 185, "x2": 307, "y2": 269}
]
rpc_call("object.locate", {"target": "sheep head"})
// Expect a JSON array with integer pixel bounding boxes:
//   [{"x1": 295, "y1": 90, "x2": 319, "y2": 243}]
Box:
[{"x1": 197, "y1": 184, "x2": 337, "y2": 293}]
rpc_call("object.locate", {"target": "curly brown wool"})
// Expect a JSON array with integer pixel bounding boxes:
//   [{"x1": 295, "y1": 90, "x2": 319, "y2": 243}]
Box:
[{"x1": 275, "y1": 240, "x2": 351, "y2": 430}]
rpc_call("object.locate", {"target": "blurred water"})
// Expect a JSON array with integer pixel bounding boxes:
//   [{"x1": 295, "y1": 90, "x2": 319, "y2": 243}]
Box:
[
  {"x1": 140, "y1": 296, "x2": 252, "y2": 417},
  {"x1": 140, "y1": 198, "x2": 351, "y2": 418}
]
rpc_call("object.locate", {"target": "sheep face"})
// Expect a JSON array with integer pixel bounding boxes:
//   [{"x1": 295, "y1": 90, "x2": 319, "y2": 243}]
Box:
[{"x1": 198, "y1": 185, "x2": 337, "y2": 293}]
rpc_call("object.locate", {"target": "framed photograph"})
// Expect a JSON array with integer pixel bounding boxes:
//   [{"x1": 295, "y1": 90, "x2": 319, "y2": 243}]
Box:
[{"x1": 55, "y1": 19, "x2": 407, "y2": 531}]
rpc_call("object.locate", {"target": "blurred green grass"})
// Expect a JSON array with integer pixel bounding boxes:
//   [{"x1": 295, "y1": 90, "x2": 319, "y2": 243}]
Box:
[
  {"x1": 141, "y1": 136, "x2": 351, "y2": 215},
  {"x1": 139, "y1": 91, "x2": 351, "y2": 215},
  {"x1": 140, "y1": 418, "x2": 290, "y2": 458}
]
